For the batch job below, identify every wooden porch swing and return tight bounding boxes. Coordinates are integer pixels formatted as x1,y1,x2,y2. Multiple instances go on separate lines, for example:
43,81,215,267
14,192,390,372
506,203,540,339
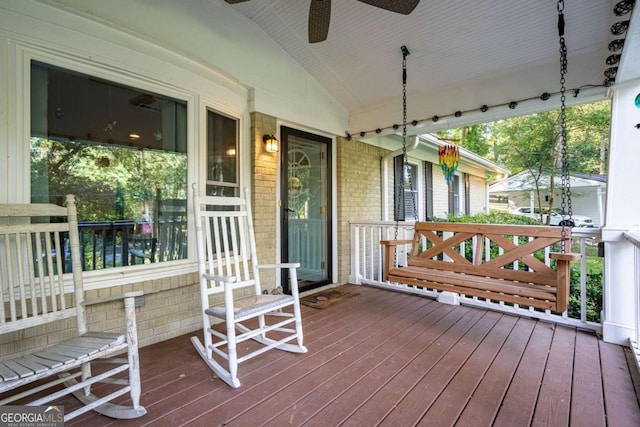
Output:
381,2,580,313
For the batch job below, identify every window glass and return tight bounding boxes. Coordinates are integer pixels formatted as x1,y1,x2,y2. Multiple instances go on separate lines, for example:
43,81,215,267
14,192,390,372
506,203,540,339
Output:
448,175,460,216
393,155,418,221
30,61,188,270
206,109,238,197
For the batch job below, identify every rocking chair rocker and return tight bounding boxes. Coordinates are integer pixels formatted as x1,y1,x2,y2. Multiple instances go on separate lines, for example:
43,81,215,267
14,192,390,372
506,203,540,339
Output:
190,185,307,388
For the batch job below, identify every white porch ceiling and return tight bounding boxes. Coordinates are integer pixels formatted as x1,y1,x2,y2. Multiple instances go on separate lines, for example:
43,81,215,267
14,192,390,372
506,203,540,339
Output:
222,0,638,134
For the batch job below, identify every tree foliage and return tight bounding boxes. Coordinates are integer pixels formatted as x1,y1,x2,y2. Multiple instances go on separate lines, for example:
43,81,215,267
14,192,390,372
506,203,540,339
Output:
438,101,610,222
31,138,187,222
492,101,610,176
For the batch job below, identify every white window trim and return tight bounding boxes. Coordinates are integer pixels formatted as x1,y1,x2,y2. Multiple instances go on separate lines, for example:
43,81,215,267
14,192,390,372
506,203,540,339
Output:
402,158,423,222
8,41,247,291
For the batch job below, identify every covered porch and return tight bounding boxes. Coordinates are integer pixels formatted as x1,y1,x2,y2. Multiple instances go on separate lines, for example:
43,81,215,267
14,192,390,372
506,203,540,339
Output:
62,284,639,426
1,1,640,424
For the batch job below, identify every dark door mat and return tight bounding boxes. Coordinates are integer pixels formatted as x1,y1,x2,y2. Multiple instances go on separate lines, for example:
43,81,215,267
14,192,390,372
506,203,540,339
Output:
300,288,359,309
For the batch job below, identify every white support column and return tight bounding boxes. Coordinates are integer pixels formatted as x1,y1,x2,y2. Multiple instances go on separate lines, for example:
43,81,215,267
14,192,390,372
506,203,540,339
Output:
601,83,640,344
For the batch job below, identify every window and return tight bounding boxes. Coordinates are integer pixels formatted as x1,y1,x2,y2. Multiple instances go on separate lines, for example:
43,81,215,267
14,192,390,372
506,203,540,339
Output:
30,61,188,270
394,155,419,221
206,109,238,197
448,175,460,216
424,162,434,219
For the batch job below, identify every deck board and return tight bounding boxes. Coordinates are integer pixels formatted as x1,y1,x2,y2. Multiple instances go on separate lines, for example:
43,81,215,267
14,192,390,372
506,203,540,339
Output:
214,292,435,426
377,311,504,426
570,332,606,427
493,321,555,427
416,314,519,426
600,339,640,426
455,317,537,426
234,294,440,426
140,287,415,427
532,325,575,427
264,303,459,426
322,308,483,426
48,284,639,427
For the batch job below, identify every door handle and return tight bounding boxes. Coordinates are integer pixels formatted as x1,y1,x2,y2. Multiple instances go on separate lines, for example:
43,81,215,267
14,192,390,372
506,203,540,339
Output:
285,208,295,213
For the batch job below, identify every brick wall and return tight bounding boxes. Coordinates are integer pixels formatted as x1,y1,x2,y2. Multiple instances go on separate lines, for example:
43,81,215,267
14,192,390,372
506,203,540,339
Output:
250,112,279,289
336,137,387,284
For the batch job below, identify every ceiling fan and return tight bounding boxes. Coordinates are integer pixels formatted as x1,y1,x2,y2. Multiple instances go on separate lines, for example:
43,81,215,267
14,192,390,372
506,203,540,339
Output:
225,0,420,43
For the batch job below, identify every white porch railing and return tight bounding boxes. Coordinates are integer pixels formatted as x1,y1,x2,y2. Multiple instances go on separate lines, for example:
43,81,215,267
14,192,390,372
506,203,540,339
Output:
623,230,640,373
349,220,603,332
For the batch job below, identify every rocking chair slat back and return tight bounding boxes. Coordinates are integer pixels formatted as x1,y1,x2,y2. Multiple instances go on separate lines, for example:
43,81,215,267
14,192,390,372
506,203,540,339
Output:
201,208,256,294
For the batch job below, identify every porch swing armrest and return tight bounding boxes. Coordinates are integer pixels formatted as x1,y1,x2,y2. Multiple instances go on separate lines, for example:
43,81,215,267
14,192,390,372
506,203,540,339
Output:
257,263,301,270
381,240,414,282
549,252,581,262
549,252,580,313
380,239,413,246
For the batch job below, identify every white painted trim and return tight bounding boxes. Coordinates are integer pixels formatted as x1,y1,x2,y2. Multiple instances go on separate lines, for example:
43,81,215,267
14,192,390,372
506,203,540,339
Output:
603,320,636,345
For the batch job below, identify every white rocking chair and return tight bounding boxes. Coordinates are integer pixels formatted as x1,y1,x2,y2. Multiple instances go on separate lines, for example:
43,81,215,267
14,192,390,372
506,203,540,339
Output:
190,185,307,388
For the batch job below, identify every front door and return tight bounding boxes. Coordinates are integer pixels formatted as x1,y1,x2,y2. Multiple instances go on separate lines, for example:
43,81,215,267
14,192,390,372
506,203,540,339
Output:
280,126,332,293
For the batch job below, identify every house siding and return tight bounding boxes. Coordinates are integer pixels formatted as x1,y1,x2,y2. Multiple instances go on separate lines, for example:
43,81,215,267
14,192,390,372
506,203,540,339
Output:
469,175,487,214
432,170,450,218
250,112,279,289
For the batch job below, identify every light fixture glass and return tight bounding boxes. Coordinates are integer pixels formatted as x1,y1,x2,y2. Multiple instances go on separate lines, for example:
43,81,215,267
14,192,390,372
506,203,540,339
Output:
263,134,279,153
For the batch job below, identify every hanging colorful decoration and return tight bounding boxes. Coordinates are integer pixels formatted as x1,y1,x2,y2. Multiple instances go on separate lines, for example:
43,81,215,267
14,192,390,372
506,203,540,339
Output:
438,145,460,185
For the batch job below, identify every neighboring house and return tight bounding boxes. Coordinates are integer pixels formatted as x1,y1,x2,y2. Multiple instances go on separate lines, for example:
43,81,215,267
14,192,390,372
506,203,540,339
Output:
380,134,508,221
488,170,607,227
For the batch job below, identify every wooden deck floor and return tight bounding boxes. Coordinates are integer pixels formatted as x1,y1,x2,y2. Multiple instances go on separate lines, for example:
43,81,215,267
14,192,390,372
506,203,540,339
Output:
65,284,639,426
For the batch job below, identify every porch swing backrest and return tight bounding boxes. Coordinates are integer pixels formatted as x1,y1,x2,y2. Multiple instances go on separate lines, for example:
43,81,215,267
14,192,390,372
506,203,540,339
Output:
382,222,580,312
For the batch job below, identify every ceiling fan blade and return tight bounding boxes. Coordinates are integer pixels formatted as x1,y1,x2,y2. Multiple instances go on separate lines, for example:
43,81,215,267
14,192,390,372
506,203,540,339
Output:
356,0,420,15
308,0,331,43
224,0,251,4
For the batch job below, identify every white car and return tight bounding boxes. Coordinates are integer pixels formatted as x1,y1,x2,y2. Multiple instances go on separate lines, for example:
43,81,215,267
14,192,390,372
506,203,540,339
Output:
511,207,594,227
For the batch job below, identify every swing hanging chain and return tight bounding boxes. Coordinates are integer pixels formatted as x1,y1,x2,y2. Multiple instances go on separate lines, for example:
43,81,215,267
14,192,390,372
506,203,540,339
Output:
403,51,418,225
394,47,413,241
558,0,571,253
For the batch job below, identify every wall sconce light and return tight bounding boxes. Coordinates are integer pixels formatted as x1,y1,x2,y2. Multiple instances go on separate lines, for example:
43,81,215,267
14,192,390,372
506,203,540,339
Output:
225,146,236,157
263,134,279,153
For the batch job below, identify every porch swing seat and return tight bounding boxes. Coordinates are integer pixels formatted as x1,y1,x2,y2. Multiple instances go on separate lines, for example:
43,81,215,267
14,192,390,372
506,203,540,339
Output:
382,222,580,312
190,186,307,388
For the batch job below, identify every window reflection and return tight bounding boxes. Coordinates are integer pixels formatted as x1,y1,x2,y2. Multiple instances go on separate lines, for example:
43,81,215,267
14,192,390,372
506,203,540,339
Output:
206,109,238,197
30,61,188,269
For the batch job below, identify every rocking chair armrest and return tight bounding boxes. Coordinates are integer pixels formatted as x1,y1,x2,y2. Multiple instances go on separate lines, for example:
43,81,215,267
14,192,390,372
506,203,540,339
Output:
82,291,144,306
380,239,413,246
203,273,237,283
257,263,301,269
